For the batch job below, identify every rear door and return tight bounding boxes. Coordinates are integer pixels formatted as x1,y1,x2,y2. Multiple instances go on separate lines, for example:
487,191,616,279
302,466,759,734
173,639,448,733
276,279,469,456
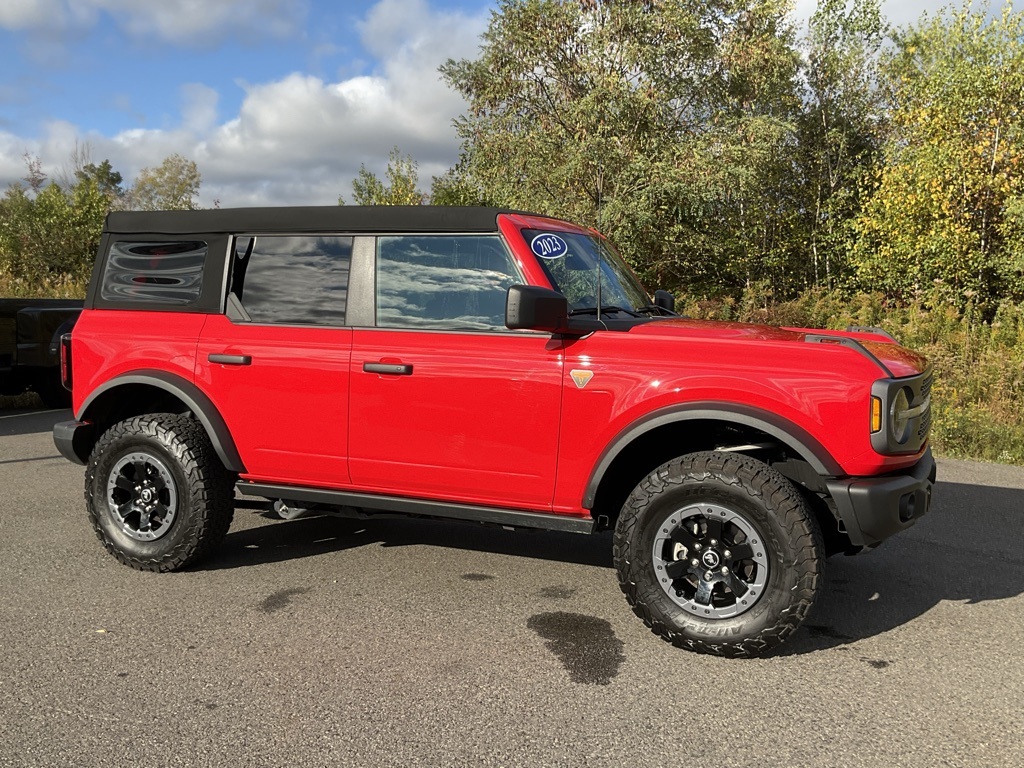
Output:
348,234,563,510
196,234,353,486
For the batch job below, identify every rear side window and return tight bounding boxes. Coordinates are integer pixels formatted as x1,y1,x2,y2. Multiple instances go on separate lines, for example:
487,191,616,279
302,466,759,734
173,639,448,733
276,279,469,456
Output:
376,235,520,331
100,240,207,305
232,235,352,326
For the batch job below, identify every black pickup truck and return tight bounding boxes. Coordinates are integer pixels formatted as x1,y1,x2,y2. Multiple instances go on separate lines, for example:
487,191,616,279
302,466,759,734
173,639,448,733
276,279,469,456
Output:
0,299,82,408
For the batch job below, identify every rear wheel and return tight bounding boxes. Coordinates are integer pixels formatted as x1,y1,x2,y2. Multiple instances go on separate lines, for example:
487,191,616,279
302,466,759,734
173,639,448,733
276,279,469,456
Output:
85,414,235,572
614,451,822,657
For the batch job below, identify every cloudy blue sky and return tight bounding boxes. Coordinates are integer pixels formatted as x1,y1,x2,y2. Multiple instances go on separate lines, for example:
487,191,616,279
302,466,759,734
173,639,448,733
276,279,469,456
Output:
0,0,973,207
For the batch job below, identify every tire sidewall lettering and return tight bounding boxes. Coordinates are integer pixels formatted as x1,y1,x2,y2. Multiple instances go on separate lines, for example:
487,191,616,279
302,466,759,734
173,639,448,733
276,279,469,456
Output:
83,413,233,572
614,451,822,655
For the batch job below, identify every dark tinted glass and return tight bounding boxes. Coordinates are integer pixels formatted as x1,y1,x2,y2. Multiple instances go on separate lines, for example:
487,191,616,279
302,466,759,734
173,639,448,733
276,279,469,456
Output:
100,240,206,305
235,235,352,326
376,235,519,331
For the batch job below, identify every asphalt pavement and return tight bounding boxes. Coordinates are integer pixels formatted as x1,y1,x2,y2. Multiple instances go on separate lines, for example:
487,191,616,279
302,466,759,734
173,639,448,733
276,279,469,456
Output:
1,404,1022,767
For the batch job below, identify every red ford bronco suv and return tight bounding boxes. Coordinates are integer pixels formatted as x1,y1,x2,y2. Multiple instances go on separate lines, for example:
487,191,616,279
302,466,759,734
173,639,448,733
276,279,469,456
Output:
54,206,935,656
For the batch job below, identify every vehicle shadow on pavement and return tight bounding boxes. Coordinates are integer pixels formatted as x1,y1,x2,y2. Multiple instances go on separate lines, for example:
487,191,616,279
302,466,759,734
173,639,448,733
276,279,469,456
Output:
0,404,71,439
205,503,614,572
218,478,1024,657
779,478,1024,655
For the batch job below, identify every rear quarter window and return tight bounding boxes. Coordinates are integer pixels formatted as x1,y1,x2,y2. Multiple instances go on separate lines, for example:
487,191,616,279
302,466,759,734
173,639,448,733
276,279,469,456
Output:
100,240,207,305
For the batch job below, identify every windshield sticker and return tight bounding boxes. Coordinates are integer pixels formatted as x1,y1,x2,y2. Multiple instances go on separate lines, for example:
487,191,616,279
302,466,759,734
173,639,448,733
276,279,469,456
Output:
530,233,569,260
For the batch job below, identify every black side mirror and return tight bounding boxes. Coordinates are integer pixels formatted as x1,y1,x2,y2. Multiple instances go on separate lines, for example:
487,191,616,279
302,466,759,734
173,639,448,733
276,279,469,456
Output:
654,290,675,313
506,285,570,333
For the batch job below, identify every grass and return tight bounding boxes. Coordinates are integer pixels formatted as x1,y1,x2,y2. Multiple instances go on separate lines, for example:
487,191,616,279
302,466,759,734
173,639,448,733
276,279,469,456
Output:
0,271,87,299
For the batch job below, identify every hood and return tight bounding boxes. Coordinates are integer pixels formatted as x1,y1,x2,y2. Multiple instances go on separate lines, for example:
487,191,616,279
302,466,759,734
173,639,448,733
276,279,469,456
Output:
632,317,808,342
630,318,928,378
857,339,929,378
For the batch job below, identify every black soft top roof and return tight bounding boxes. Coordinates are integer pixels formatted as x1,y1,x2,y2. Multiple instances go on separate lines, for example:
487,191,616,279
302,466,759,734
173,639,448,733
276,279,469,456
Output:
103,206,544,235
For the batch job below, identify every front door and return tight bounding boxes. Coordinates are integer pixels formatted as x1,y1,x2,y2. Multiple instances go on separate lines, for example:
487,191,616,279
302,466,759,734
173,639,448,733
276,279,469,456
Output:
348,234,563,510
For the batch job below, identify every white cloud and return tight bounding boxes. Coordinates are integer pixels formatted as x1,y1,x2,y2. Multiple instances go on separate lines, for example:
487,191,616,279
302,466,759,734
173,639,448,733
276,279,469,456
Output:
0,0,489,207
180,84,220,135
0,0,306,44
97,0,306,45
0,134,32,182
194,0,487,204
0,0,65,30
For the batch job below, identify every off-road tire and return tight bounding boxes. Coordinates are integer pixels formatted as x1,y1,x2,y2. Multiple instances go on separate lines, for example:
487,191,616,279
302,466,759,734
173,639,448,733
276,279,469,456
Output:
614,451,823,658
85,413,236,572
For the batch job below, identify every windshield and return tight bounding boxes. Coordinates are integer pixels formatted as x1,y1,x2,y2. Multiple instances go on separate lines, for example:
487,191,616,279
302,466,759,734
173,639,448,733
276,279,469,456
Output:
523,229,650,313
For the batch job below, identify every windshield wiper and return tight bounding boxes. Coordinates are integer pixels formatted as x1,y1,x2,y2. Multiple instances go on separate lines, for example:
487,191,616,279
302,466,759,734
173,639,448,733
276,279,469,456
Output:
569,305,643,318
636,304,677,317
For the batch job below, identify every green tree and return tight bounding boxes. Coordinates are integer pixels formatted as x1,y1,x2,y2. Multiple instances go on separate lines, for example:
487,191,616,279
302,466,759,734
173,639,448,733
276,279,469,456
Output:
341,148,424,205
76,159,124,201
21,153,46,193
0,175,108,289
851,1,1024,306
129,154,202,211
794,0,887,288
440,0,802,295
428,165,492,207
1001,193,1024,290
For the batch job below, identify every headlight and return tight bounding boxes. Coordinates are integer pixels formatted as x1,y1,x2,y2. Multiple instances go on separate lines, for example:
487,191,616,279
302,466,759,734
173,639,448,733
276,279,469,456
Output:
870,372,932,455
890,387,912,445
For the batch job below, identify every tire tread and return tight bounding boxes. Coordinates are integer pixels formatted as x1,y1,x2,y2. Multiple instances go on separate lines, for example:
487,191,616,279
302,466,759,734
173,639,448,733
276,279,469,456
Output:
613,451,823,658
84,413,235,572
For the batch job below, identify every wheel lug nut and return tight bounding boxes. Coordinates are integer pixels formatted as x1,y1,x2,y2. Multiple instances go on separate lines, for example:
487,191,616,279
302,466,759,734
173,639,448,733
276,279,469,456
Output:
704,571,713,581
709,539,718,546
690,558,699,567
723,550,731,558
721,566,729,575
694,543,702,550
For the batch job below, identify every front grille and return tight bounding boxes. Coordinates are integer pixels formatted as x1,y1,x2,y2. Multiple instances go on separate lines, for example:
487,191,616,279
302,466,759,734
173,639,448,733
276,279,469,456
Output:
911,369,933,447
918,407,932,441
920,372,933,401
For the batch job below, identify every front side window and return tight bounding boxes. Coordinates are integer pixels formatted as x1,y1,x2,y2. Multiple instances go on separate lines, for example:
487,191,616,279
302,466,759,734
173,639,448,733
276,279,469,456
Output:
232,235,352,326
100,240,207,305
376,235,520,331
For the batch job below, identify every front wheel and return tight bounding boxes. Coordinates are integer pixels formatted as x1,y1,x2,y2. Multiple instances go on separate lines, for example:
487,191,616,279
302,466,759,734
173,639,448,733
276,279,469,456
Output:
85,414,235,572
613,451,822,657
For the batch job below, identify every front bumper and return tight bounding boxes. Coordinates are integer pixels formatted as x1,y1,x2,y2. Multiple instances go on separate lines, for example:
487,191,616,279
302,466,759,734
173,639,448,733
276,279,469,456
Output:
826,448,936,549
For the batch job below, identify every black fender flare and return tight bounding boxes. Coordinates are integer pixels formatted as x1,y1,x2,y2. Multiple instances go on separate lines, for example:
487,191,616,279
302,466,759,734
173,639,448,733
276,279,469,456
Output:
582,401,843,508
78,370,245,473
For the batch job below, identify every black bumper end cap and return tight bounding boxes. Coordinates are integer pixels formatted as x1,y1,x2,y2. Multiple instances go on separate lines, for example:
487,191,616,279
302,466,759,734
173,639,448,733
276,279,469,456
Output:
53,420,94,465
827,448,937,549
